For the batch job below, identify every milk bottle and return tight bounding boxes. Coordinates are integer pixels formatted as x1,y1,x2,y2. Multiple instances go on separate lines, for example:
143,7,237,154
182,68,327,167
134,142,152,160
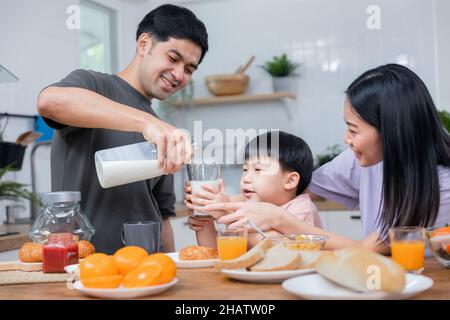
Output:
95,142,163,188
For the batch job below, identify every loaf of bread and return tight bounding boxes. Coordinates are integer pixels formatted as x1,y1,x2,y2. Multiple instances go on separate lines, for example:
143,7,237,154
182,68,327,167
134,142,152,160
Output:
179,245,218,260
314,247,406,293
18,240,96,262
250,243,302,271
215,239,273,269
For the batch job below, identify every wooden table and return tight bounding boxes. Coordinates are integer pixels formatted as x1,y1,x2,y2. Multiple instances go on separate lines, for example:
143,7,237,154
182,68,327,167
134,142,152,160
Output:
0,259,448,300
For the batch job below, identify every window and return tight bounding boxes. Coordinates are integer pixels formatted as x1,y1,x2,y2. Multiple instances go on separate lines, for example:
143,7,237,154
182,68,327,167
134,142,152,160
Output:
80,0,117,73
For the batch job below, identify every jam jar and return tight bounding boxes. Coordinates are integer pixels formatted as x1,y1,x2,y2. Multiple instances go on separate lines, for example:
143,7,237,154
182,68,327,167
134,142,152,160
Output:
42,233,79,273
29,191,95,243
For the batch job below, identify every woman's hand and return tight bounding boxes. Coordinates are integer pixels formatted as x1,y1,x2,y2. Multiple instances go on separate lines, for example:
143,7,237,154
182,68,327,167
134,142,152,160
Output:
203,201,284,232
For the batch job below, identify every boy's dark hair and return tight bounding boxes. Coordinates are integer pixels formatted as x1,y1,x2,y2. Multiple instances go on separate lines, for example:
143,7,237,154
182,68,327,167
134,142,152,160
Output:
244,131,314,196
136,4,208,64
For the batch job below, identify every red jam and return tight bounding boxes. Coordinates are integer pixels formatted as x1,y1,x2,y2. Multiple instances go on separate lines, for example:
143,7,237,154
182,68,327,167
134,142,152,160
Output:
42,233,79,273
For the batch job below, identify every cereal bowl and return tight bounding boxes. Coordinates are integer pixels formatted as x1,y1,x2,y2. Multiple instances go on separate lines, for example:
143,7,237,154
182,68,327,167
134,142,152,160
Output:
425,225,450,268
270,234,328,251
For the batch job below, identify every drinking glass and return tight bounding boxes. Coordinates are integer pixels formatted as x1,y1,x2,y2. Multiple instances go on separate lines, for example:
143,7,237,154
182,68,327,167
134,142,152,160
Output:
187,163,221,217
389,226,425,273
216,228,248,260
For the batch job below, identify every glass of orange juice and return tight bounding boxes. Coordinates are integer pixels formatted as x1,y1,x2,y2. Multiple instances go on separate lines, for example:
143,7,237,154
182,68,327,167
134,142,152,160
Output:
217,228,248,260
389,226,425,273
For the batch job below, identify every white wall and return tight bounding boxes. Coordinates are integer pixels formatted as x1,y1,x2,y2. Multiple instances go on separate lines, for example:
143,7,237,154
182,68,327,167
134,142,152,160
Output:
158,0,441,156
434,0,450,111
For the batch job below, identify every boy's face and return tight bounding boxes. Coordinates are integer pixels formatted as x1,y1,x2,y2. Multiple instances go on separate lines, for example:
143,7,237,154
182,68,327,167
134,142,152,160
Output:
137,35,201,100
240,156,295,205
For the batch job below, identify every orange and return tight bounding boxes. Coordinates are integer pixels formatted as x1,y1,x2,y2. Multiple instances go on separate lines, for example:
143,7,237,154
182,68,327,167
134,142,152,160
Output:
138,253,176,284
122,265,162,288
434,226,450,236
80,253,119,280
113,246,149,275
82,275,123,289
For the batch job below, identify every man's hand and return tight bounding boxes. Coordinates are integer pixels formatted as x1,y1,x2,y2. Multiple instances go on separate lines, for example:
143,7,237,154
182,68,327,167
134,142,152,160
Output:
142,119,192,174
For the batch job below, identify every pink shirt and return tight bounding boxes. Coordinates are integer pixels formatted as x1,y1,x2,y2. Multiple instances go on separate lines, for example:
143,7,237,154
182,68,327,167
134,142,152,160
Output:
281,194,323,228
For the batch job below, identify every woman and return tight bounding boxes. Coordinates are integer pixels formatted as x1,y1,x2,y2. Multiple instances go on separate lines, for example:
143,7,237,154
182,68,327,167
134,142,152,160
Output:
196,64,450,253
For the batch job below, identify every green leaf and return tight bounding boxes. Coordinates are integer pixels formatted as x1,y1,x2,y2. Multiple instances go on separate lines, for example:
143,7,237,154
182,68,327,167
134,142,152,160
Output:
259,53,300,77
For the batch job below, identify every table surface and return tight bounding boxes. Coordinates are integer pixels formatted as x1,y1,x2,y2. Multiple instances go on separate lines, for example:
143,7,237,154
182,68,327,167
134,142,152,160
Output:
0,259,448,300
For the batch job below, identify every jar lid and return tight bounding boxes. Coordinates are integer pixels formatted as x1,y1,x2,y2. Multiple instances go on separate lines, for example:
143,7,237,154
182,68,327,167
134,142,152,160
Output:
40,191,81,203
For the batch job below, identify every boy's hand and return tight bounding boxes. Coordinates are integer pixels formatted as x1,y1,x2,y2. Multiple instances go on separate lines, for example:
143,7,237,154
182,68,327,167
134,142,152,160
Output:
191,179,230,205
187,211,214,231
190,179,230,217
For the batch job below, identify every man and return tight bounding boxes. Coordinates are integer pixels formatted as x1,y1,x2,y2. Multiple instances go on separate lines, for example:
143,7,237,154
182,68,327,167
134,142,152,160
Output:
37,4,208,254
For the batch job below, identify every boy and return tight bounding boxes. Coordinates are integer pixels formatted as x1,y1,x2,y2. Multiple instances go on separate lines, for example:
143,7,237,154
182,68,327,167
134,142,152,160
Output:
185,131,322,248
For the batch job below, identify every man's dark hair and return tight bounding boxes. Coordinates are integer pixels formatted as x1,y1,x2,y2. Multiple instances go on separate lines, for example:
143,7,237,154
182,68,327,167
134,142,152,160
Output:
244,131,314,196
136,4,208,64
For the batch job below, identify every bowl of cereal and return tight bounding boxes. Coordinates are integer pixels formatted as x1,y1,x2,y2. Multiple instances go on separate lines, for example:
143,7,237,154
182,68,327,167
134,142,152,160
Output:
270,234,328,251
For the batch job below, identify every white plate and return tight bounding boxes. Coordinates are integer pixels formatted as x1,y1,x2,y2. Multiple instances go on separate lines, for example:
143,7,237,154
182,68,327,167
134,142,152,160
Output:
73,278,178,299
64,264,79,274
165,252,217,269
282,273,433,300
222,268,315,283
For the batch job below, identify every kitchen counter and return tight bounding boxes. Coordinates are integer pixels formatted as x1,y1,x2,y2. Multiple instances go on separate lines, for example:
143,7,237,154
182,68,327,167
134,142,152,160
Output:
0,259,448,300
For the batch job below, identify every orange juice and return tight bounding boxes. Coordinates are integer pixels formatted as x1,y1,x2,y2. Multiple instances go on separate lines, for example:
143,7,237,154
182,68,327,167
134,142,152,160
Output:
217,236,247,260
391,240,425,271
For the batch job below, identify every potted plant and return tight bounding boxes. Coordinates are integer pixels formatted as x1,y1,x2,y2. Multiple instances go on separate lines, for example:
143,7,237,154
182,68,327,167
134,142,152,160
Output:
0,165,37,203
314,144,342,169
438,110,450,133
260,53,300,93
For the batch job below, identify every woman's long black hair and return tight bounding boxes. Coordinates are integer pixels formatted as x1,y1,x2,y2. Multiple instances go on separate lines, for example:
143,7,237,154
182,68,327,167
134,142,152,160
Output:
346,64,450,239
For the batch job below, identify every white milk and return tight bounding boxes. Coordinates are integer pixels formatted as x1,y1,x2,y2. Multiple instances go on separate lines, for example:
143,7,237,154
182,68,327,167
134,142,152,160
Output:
190,179,219,217
96,159,162,188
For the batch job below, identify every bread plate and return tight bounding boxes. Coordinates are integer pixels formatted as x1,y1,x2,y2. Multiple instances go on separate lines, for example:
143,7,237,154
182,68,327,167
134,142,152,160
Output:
165,252,217,269
282,273,433,300
222,268,315,283
72,278,178,299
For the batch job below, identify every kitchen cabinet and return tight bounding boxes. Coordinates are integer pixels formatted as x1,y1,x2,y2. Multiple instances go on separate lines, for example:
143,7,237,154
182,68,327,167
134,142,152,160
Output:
319,210,362,240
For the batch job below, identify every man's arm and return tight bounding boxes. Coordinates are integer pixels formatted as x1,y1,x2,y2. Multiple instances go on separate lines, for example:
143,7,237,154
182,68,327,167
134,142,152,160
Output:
37,86,191,172
161,217,175,252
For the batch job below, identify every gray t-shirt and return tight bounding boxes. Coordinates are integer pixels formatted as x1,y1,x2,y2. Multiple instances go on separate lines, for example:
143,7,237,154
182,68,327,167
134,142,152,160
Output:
43,69,176,254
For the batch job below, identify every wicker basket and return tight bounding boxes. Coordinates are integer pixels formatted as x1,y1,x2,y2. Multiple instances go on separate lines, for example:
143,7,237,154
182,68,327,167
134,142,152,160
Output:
204,73,249,96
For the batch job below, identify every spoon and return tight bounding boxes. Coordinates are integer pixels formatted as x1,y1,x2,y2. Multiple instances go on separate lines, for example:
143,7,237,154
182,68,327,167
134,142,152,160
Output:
247,219,269,239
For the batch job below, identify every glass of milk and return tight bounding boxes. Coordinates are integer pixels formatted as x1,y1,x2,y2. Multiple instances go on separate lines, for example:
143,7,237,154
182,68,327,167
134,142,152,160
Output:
187,163,221,217
95,142,163,188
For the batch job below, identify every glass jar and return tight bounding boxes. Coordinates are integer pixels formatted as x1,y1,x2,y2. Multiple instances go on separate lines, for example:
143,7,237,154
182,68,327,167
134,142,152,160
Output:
29,191,95,243
43,232,79,273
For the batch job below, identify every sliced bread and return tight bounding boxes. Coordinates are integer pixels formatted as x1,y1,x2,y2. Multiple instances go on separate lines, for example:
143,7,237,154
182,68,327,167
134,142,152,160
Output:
314,247,406,293
215,239,273,270
297,250,323,269
250,243,302,271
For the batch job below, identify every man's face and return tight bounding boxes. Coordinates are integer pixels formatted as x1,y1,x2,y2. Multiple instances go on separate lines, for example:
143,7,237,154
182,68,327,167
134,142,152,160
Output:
138,36,202,100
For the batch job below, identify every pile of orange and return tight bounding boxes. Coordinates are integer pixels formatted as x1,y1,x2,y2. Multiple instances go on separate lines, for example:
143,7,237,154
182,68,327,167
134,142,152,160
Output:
79,246,176,289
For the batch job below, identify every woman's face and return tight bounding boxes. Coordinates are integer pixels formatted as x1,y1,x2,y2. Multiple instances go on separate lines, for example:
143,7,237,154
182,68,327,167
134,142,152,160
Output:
343,99,383,166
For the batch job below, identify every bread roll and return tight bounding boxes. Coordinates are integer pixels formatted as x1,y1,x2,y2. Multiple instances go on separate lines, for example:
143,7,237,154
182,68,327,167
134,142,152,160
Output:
215,239,273,269
250,243,301,271
19,242,44,263
314,247,406,293
179,245,218,260
78,240,96,258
